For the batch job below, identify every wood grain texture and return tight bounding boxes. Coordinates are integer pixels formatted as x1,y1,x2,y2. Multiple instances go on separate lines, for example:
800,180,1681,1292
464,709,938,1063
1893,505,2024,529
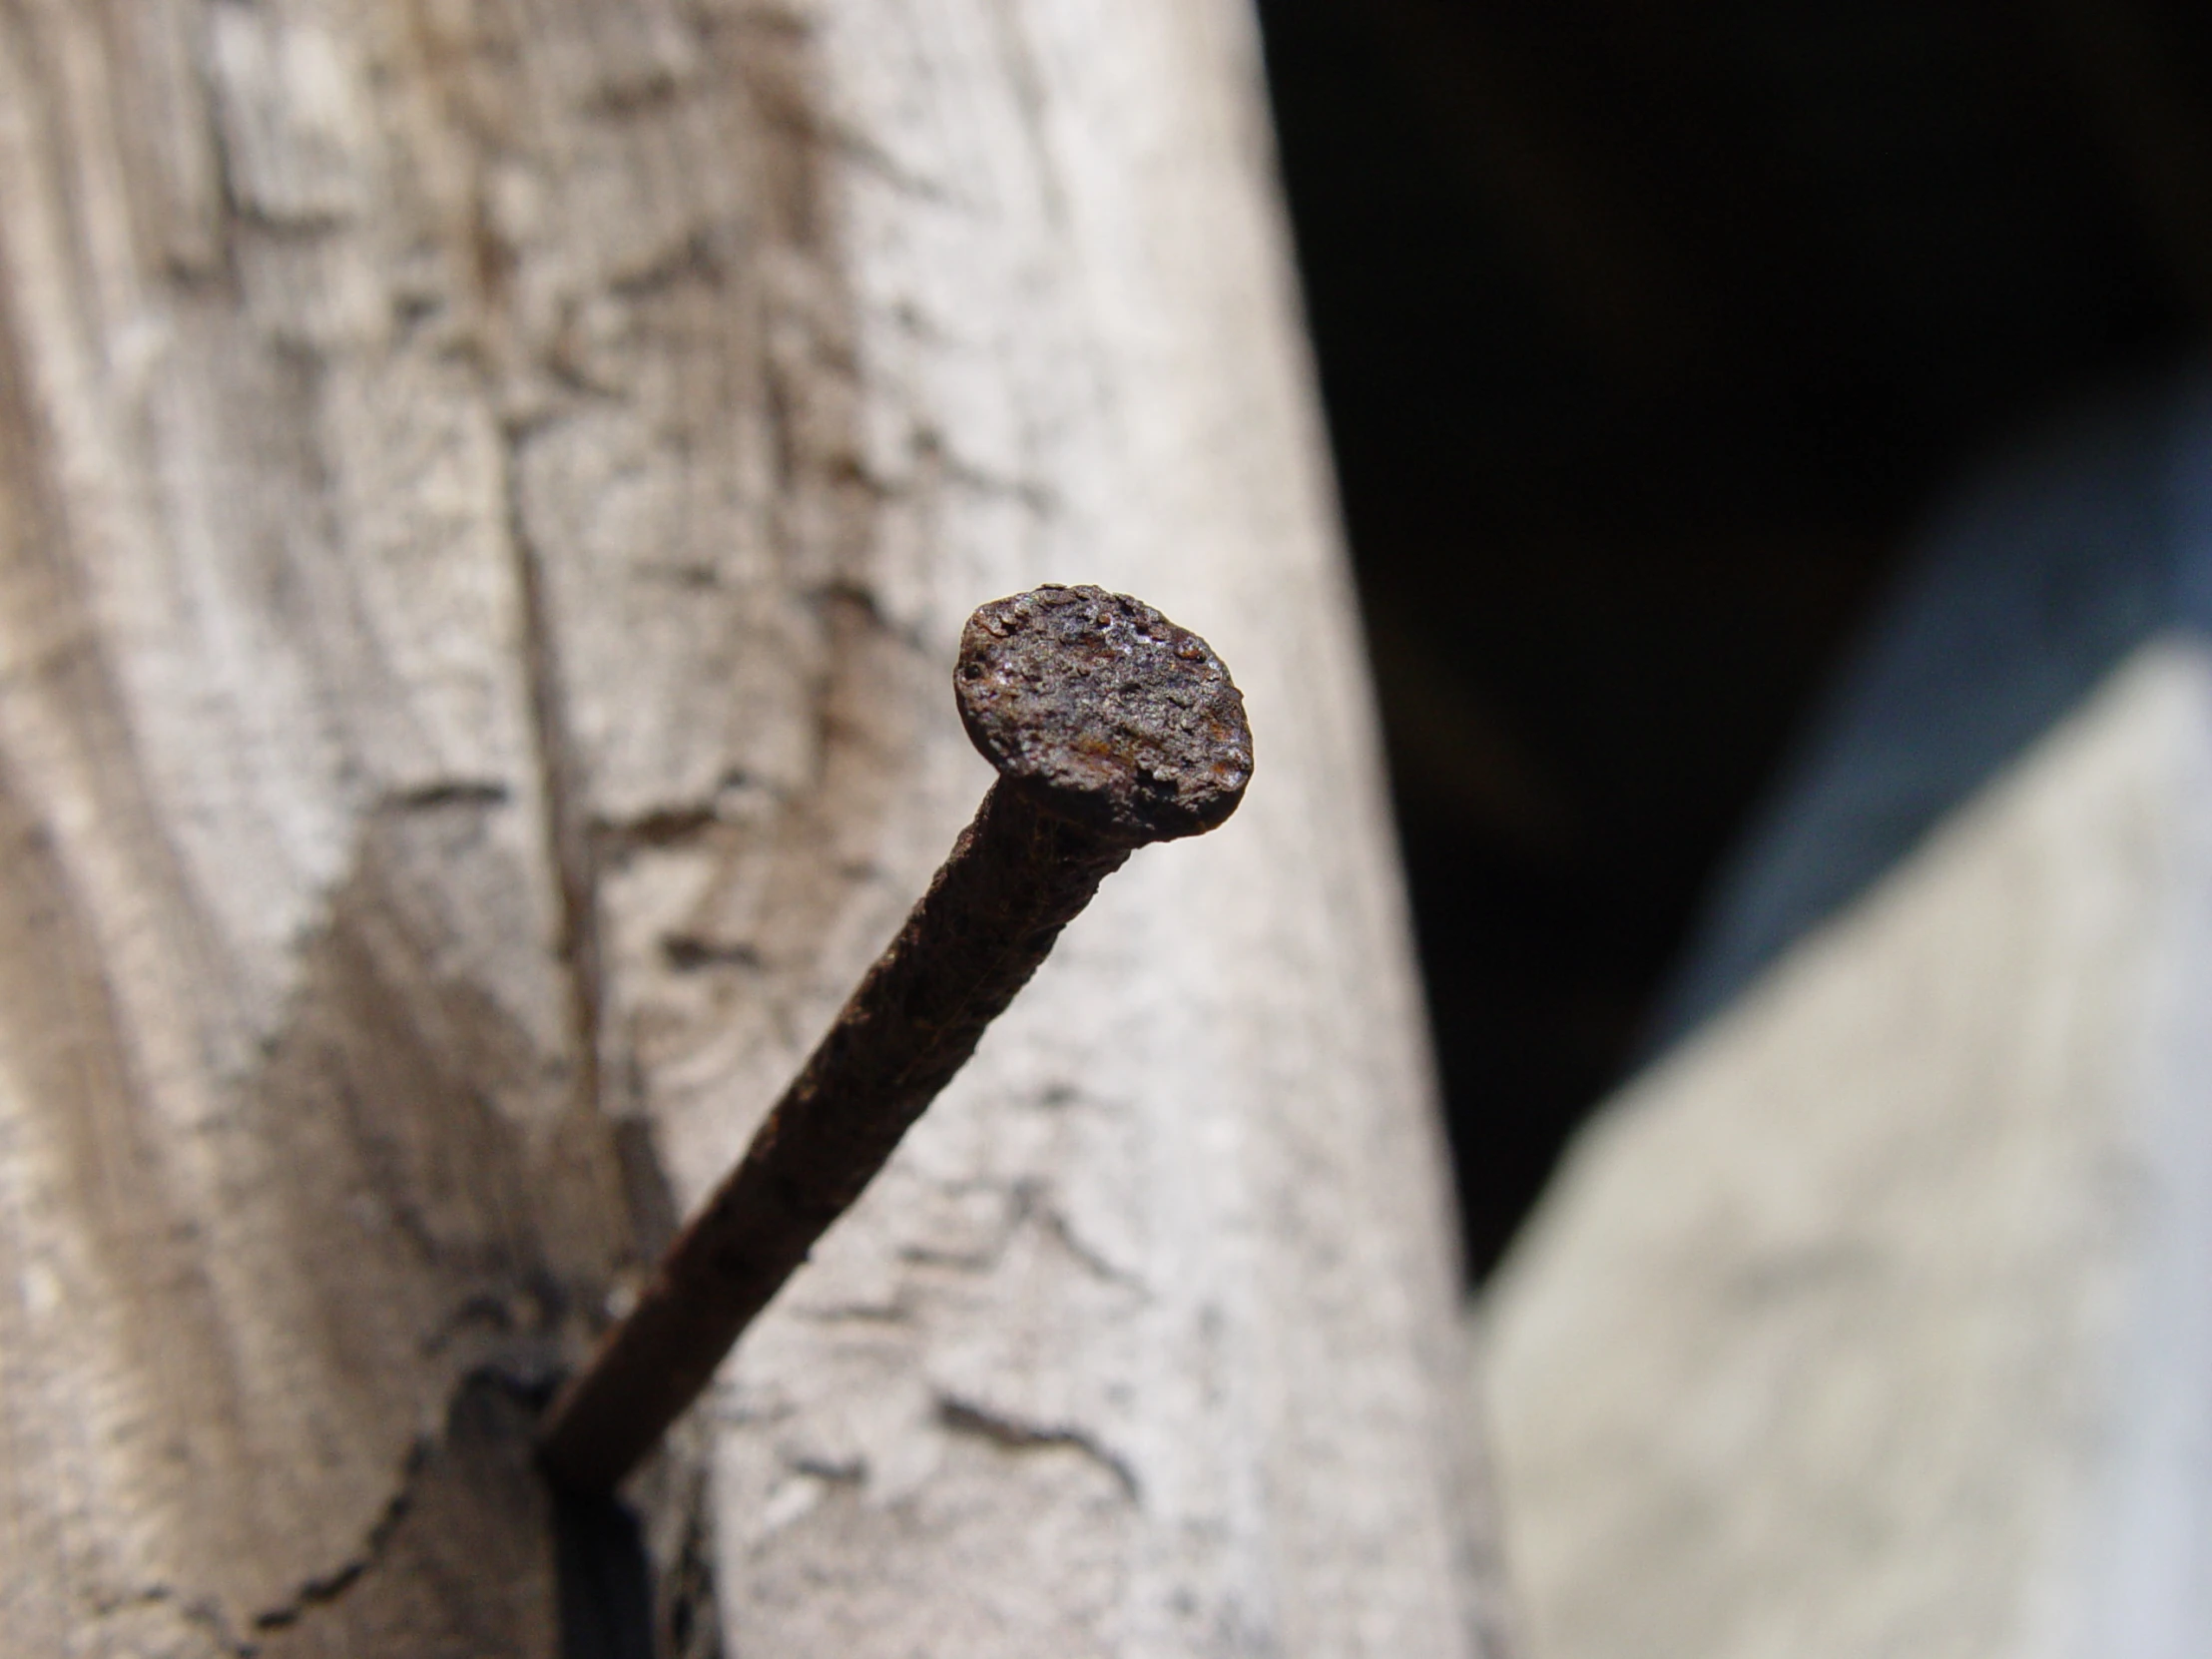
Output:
0,0,1505,1652
1484,642,2212,1659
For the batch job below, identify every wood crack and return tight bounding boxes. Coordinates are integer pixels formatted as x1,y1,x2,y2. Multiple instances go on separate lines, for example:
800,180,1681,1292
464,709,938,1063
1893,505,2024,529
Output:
936,1395,1141,1503
505,428,609,1125
247,1438,430,1637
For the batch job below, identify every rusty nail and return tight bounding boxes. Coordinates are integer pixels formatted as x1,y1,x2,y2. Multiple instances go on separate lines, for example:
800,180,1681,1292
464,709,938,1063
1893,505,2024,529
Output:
537,583,1254,1492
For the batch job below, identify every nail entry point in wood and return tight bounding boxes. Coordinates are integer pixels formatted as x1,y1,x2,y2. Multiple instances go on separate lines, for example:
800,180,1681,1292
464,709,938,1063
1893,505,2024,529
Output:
537,584,1252,1494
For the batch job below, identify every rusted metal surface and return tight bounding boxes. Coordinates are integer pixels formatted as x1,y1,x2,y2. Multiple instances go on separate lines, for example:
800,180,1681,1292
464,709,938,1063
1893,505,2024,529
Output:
537,585,1253,1493
958,584,1255,842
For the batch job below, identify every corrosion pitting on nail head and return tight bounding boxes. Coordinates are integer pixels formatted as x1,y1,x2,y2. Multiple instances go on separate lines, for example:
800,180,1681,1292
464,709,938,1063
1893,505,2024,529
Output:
958,584,1253,843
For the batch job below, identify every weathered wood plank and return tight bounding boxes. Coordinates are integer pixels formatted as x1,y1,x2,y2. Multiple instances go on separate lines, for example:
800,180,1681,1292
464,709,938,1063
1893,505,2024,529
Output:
0,0,1502,1652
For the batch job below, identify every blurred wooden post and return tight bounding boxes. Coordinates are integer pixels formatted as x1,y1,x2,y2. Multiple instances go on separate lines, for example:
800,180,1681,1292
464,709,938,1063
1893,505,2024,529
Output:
0,1,1508,1652
1486,642,2212,1659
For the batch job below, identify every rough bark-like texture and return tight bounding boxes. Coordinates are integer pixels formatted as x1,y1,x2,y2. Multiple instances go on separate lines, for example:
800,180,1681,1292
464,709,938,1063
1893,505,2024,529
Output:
0,1,1502,1653
1484,641,2212,1659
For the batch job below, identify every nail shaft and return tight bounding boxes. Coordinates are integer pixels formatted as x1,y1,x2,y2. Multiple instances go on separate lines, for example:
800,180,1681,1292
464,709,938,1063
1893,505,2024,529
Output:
538,584,1252,1492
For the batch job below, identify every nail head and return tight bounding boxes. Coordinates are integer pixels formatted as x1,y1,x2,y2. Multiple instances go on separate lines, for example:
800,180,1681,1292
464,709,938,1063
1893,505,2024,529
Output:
955,584,1254,844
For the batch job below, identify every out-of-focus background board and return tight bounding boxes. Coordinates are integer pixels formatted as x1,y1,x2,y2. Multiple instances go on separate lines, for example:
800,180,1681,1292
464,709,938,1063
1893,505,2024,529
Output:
1485,642,2212,1659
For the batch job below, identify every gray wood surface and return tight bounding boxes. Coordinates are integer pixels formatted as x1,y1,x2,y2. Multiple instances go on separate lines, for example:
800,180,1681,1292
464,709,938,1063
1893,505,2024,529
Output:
1486,642,2212,1659
0,1,1505,1652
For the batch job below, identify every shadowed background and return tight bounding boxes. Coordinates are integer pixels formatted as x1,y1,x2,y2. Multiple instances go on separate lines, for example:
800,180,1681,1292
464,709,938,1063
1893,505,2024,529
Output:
1253,0,2212,1276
